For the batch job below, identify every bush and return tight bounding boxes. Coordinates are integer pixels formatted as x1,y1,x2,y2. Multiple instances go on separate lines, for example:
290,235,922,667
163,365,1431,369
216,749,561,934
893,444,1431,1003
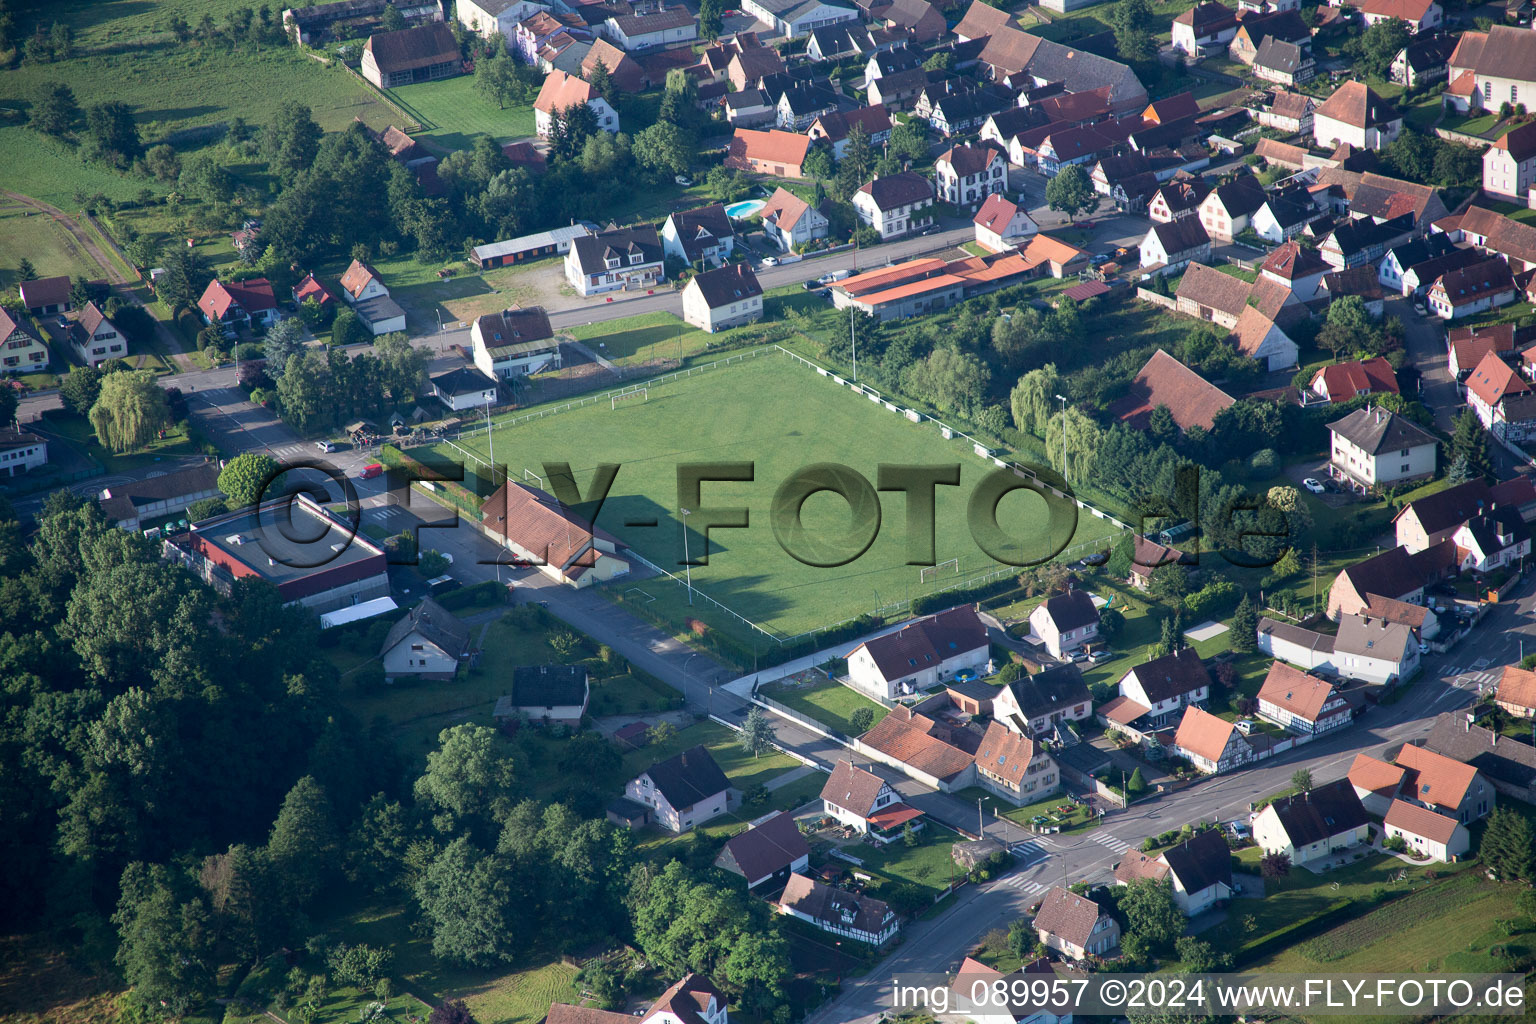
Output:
1248,448,1280,478
437,580,505,611
1384,834,1407,853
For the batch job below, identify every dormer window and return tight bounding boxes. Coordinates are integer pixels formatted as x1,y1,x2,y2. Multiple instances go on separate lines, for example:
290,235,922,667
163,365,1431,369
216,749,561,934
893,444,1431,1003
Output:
629,253,643,265
605,257,620,269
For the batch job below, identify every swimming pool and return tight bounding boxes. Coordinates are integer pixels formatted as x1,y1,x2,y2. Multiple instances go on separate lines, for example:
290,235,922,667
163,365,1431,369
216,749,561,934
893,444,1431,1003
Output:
725,199,767,219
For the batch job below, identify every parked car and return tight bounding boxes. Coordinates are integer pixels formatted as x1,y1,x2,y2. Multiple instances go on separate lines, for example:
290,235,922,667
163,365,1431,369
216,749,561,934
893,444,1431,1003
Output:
55,316,70,330
674,175,693,186
426,574,461,595
315,440,337,453
802,278,819,290
359,463,384,480
762,256,779,266
1226,820,1250,839
1087,649,1113,664
1302,477,1326,494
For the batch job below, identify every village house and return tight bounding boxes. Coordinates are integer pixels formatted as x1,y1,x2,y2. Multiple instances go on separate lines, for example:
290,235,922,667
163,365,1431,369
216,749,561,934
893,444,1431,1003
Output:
1139,217,1212,274
337,259,406,335
1253,780,1370,865
361,22,460,88
197,278,280,337
494,666,589,727
456,0,544,41
1115,828,1233,915
1466,350,1536,442
1251,188,1323,245
775,80,840,132
1198,174,1267,242
725,128,811,178
1171,1,1238,55
779,873,899,946
1253,36,1315,85
1428,259,1518,320
0,429,47,476
379,598,471,682
1256,661,1352,735
820,759,924,836
714,811,810,889
1126,535,1194,590
1310,357,1399,403
1379,234,1457,293
66,301,124,367
682,263,763,334
1327,542,1454,619
1108,348,1235,433
1320,214,1417,270
1384,799,1469,862
426,356,499,409
1148,178,1212,223
1027,590,1100,660
1451,507,1528,572
1229,10,1310,65
624,745,730,832
546,974,728,1024
972,193,1039,251
1358,0,1441,31
852,172,936,241
845,605,989,700
479,480,630,588
991,664,1094,736
564,224,664,297
1334,612,1419,685
599,5,697,51
1257,617,1336,672
856,705,978,788
534,69,619,139
662,204,735,267
1174,262,1252,329
1032,886,1120,959
98,462,220,530
934,143,1007,208
1484,122,1536,204
286,0,445,42
292,273,336,310
807,105,893,160
1391,32,1456,87
1493,665,1536,719
1173,706,1253,774
1349,751,1408,815
1425,712,1536,803
973,719,1061,805
1394,742,1494,822
1257,89,1315,134
1326,405,1438,494
470,306,558,379
1313,81,1402,150
1116,648,1212,729
759,186,829,251
17,275,70,316
1233,304,1300,372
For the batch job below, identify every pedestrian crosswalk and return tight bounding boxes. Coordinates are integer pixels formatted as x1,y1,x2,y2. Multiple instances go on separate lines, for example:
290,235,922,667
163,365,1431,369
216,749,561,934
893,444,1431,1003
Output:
1090,831,1132,854
1001,876,1047,894
270,442,317,462
1443,663,1501,692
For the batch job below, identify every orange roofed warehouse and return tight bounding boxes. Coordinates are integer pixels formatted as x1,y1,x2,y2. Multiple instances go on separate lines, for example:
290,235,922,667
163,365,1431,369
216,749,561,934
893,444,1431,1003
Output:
830,234,1086,320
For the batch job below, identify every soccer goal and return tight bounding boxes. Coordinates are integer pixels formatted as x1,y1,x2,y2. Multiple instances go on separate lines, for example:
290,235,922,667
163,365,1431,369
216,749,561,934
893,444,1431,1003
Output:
919,557,960,583
611,387,649,410
522,467,544,488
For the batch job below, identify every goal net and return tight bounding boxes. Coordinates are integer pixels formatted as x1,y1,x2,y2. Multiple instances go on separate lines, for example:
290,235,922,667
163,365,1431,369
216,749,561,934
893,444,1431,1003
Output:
522,467,544,489
919,557,960,583
611,387,649,410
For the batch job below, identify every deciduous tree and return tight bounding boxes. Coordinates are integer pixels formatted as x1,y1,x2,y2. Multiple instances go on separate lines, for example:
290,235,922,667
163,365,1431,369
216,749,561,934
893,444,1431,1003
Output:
218,452,282,509
88,370,169,451
1045,164,1094,222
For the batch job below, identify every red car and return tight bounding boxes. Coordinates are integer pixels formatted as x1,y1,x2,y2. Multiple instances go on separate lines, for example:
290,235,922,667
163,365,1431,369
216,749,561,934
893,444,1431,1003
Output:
359,463,384,480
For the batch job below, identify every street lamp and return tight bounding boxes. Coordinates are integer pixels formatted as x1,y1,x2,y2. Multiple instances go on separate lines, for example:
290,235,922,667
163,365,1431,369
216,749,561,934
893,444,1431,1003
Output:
680,506,694,605
683,653,702,706
1053,393,1069,484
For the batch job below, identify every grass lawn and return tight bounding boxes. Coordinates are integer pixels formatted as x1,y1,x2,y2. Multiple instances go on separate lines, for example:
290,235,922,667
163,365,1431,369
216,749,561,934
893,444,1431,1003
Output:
955,787,1096,832
857,821,967,897
758,677,888,736
387,75,536,149
569,311,716,366
0,203,106,289
437,352,1120,638
35,410,201,475
324,901,581,1024
1217,265,1258,283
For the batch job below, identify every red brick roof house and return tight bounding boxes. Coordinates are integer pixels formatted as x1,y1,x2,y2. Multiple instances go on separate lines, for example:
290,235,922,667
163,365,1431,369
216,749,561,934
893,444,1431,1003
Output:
857,705,980,785
725,128,811,178
479,480,629,588
1428,258,1517,321
1173,706,1254,774
1348,751,1407,815
1465,349,1536,440
1309,357,1399,403
197,278,279,335
292,273,336,308
845,605,989,701
779,873,900,946
1393,742,1493,823
1108,349,1235,433
1494,664,1536,719
819,759,925,838
1256,661,1352,736
546,974,727,1024
1384,798,1469,862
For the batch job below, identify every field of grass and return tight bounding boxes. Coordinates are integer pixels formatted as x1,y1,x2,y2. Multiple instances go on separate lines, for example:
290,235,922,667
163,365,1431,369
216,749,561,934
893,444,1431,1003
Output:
0,202,106,288
387,75,536,149
34,410,202,474
569,311,717,366
759,677,888,736
439,353,1118,637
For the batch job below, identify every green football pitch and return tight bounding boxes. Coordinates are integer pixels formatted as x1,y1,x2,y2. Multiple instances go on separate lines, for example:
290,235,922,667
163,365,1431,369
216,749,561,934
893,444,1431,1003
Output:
444,351,1122,639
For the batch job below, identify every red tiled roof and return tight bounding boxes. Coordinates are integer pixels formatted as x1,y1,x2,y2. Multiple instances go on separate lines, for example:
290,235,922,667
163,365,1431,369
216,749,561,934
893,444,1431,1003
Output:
1173,706,1237,764
1465,350,1528,408
1109,349,1235,432
1257,661,1339,723
821,759,889,816
859,706,978,781
1497,664,1536,712
1384,798,1461,844
293,273,334,306
1349,752,1406,795
866,802,924,831
726,128,811,172
1312,357,1399,402
1394,743,1479,812
535,68,595,115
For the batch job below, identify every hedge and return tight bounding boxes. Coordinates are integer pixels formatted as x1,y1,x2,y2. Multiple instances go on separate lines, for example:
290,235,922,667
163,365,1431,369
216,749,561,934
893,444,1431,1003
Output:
438,580,506,611
912,575,1019,616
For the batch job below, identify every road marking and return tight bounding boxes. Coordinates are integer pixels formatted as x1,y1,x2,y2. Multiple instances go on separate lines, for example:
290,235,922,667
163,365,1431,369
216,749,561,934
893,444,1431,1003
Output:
1090,832,1132,853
